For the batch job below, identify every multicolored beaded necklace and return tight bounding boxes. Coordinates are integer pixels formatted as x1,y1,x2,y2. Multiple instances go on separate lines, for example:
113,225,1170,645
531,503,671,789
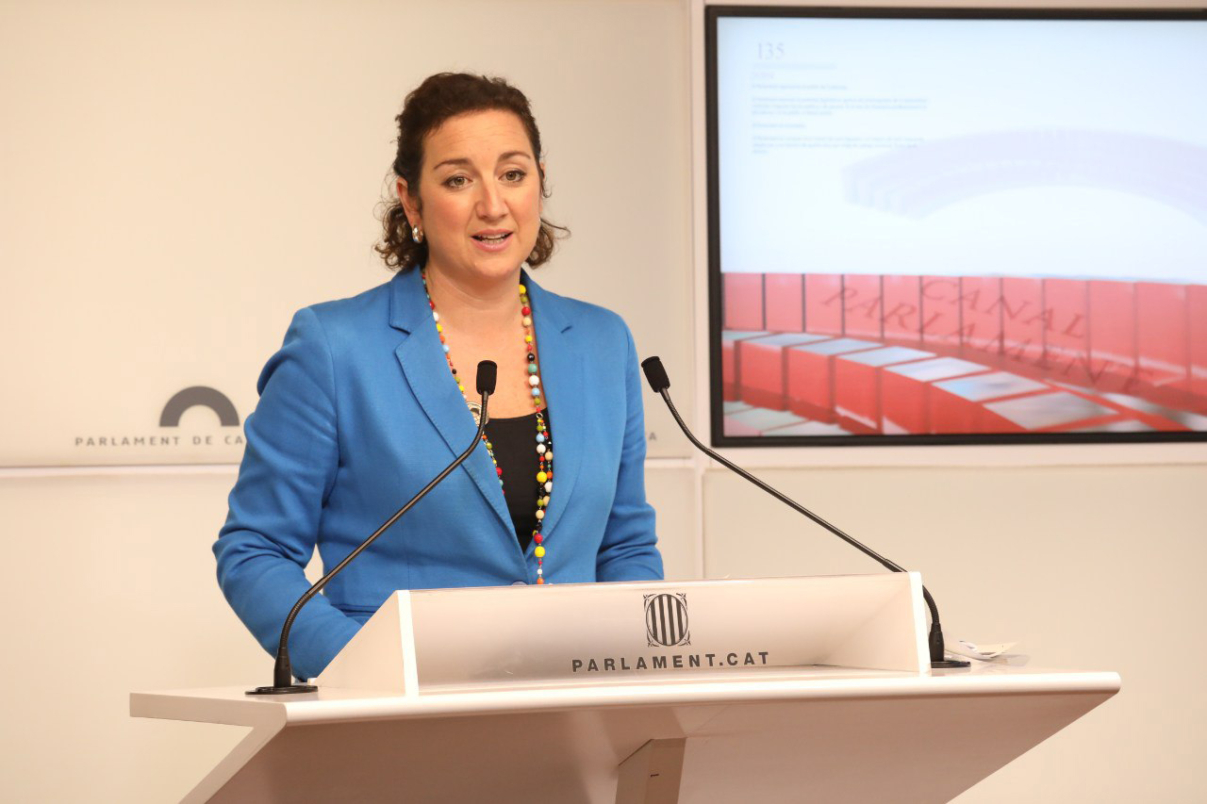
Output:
421,271,552,584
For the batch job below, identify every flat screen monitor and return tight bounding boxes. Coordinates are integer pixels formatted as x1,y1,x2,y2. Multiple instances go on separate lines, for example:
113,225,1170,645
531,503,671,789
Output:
706,6,1207,446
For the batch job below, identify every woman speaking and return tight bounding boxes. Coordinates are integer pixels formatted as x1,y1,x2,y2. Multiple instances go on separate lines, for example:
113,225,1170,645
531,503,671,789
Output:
213,73,663,680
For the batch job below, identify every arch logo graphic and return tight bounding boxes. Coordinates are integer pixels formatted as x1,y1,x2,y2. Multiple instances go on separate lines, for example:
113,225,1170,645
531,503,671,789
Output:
72,385,244,459
159,386,240,427
644,593,690,647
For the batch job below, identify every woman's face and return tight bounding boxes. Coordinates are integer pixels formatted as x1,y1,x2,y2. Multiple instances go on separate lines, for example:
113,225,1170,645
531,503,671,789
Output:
400,109,542,289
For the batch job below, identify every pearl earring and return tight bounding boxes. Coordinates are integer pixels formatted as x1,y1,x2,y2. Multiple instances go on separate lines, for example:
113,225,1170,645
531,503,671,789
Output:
411,225,424,244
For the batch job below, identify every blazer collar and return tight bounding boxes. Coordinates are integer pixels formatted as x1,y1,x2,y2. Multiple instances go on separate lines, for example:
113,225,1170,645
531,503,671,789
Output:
388,268,584,554
390,268,512,539
388,266,436,334
523,272,582,547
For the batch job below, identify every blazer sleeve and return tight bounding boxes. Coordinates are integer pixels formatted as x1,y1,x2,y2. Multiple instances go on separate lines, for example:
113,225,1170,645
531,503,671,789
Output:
213,307,360,680
595,322,665,582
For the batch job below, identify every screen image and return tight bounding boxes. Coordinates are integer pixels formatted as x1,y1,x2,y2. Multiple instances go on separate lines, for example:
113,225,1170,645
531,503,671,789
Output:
707,7,1207,446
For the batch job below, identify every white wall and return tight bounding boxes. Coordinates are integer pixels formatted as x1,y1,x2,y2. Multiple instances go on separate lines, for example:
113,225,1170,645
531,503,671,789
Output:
704,463,1207,802
1,1,1204,802
0,0,695,465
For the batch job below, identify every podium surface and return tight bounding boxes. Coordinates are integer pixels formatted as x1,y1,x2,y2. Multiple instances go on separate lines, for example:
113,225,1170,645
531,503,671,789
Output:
133,665,1119,803
133,577,1120,802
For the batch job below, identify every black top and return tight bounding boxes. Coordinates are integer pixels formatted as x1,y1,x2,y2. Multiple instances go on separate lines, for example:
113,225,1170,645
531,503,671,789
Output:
483,409,549,552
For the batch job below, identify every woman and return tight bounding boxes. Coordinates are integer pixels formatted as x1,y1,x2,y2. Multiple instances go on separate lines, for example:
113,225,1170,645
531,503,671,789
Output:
214,73,663,681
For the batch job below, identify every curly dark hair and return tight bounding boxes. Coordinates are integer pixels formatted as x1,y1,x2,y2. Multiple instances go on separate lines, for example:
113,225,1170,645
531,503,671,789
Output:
376,73,567,272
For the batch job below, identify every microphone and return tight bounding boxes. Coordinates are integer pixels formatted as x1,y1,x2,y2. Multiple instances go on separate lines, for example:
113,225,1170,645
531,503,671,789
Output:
639,356,968,669
249,360,499,694
476,360,497,395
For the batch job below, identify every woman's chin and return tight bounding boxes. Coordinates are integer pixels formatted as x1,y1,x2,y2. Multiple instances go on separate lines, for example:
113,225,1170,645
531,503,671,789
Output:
429,254,526,288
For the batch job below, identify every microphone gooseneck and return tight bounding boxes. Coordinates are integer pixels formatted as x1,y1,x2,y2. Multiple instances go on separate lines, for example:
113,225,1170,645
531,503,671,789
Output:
639,356,967,670
248,360,500,694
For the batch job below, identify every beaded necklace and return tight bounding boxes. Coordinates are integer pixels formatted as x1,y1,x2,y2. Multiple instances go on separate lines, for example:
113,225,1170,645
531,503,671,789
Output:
422,271,552,584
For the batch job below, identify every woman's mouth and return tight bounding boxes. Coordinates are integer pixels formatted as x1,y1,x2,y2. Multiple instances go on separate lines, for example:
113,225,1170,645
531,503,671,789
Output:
472,231,513,252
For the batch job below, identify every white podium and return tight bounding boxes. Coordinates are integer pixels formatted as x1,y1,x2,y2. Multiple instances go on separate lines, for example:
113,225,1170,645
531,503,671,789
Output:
132,575,1120,803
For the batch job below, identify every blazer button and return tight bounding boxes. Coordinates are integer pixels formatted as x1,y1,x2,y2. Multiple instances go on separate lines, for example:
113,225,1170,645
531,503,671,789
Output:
511,580,528,586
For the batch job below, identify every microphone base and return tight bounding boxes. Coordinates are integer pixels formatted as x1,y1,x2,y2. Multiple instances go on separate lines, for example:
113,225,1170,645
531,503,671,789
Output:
246,683,318,695
931,658,972,669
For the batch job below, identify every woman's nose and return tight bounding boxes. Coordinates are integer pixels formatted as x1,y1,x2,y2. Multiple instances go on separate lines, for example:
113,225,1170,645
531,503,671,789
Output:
477,181,507,219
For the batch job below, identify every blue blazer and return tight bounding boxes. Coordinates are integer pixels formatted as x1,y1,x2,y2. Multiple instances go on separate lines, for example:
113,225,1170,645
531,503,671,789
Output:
214,268,663,679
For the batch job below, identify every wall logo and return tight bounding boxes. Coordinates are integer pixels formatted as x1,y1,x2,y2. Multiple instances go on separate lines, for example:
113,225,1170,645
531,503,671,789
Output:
645,593,690,647
159,386,240,427
73,385,244,452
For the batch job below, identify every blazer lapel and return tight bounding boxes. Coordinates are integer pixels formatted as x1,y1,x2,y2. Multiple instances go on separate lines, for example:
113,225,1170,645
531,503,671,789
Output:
526,273,582,546
388,270,512,536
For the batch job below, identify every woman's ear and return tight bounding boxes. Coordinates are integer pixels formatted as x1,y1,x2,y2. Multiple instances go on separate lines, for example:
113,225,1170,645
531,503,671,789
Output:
398,178,421,229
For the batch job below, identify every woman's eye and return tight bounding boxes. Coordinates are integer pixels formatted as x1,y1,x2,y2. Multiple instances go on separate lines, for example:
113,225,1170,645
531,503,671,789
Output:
444,175,468,188
503,169,526,183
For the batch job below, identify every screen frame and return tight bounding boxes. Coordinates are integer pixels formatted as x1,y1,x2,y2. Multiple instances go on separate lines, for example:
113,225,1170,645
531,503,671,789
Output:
705,4,1207,449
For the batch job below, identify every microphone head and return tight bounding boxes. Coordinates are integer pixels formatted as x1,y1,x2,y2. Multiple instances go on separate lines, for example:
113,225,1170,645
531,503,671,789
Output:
640,357,671,393
476,361,498,395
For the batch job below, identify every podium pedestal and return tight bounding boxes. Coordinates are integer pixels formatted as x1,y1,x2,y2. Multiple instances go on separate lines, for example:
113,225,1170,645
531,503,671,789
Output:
132,576,1120,802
